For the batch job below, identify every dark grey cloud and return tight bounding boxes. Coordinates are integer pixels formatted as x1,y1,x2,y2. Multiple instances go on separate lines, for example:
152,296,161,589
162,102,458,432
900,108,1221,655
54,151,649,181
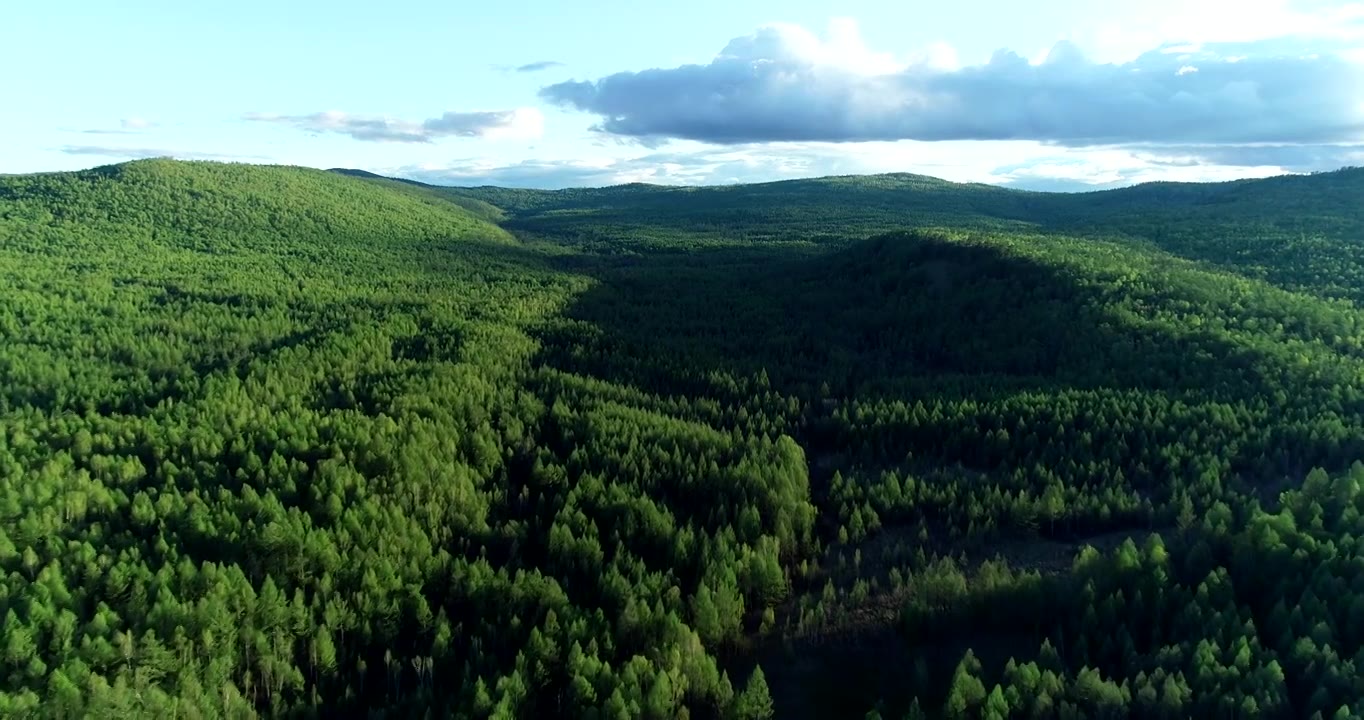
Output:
541,25,1364,147
60,145,269,161
516,61,565,73
244,108,542,142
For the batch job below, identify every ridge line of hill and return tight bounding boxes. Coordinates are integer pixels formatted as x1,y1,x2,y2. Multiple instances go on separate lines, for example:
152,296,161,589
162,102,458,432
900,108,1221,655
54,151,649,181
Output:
328,164,1364,197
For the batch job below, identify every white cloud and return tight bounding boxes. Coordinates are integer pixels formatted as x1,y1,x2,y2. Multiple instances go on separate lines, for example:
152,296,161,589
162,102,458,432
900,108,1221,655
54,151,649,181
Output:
991,151,1289,191
77,117,160,135
244,108,543,143
1134,142,1364,170
60,145,269,162
909,42,961,72
213,4,1363,194
542,19,1364,147
1087,0,1364,63
379,137,1336,193
720,17,903,75
1161,43,1205,55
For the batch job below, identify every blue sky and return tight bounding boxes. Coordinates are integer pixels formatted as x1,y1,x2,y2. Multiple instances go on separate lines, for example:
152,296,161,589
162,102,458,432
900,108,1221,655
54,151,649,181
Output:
5,0,1362,190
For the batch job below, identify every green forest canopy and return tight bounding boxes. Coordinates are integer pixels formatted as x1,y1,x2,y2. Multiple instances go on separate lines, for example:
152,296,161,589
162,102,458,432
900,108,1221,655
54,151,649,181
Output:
1,159,1363,718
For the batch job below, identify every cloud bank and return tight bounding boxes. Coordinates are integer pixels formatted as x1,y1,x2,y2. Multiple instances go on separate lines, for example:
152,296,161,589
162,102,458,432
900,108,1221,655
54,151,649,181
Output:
541,20,1364,149
395,149,798,188
386,138,1301,193
245,108,543,142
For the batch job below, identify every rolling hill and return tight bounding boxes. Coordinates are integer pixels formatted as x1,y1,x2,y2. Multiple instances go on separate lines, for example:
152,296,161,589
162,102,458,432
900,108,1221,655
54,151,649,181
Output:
443,166,1364,300
2,160,1363,718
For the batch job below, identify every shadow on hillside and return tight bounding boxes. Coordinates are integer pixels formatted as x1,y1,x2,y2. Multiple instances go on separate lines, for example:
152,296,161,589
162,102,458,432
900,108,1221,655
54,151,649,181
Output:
535,230,1283,411
525,230,1309,718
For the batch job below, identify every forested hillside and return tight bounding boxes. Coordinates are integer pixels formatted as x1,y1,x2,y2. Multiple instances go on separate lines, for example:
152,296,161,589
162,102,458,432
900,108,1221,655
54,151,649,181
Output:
2,160,1363,718
449,167,1364,300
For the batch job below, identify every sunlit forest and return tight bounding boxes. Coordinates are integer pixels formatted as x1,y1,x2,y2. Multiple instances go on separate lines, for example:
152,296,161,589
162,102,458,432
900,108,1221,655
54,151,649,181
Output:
3,158,1364,718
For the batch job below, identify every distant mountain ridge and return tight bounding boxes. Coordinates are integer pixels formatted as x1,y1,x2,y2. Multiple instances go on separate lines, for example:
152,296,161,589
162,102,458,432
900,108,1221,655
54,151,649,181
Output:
329,164,1364,198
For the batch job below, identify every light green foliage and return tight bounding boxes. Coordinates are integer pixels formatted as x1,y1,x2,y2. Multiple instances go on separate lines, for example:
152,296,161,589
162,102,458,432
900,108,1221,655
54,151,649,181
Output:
1,160,1362,717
